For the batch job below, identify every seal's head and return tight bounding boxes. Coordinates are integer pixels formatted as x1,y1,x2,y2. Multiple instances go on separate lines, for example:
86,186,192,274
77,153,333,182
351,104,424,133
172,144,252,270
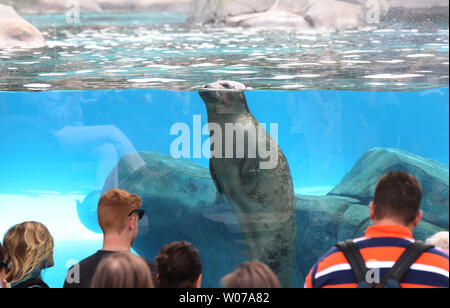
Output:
199,81,248,114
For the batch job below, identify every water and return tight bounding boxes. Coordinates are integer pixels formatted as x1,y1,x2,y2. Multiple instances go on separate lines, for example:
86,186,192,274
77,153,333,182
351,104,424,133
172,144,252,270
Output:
0,13,448,92
0,12,449,288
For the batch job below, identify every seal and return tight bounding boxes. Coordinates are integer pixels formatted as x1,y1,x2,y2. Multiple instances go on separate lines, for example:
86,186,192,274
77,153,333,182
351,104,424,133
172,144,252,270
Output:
199,81,296,287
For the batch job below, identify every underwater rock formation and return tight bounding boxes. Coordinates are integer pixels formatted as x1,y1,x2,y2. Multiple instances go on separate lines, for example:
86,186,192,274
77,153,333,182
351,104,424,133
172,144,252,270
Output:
78,148,448,287
329,147,449,229
0,4,46,49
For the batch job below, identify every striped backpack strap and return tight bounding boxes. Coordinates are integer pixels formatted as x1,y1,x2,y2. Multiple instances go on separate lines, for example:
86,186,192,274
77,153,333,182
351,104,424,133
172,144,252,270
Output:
381,241,434,285
335,240,369,285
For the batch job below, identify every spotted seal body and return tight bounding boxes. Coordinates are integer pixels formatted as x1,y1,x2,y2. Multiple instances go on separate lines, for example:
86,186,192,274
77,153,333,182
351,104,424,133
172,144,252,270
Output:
199,81,296,287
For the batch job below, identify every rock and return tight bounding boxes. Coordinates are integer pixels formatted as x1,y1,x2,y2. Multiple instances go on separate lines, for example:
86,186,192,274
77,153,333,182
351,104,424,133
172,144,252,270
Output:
385,0,449,23
329,147,449,229
302,0,363,30
0,5,46,49
188,0,275,24
76,148,448,287
226,9,311,29
189,0,369,31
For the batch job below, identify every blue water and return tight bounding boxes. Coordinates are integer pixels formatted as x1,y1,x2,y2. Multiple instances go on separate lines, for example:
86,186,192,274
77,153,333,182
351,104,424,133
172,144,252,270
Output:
0,87,448,287
1,13,448,92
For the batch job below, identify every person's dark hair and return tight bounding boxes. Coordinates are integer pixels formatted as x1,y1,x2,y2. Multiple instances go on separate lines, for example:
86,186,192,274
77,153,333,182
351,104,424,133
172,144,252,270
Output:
155,241,202,288
222,261,281,288
373,171,422,225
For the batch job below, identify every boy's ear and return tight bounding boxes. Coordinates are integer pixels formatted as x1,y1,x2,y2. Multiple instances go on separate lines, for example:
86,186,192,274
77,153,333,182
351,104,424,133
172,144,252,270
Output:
195,274,203,288
128,216,135,230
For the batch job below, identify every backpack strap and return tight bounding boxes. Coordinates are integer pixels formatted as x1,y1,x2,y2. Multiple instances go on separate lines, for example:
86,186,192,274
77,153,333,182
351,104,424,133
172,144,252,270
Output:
381,241,434,284
336,240,369,284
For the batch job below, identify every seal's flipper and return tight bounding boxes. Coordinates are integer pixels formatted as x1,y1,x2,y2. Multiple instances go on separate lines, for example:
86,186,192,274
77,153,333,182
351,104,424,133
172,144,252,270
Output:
210,159,224,194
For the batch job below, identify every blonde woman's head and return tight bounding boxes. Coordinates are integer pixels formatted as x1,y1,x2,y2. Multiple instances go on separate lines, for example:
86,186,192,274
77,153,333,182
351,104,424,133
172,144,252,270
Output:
3,222,54,284
91,252,154,288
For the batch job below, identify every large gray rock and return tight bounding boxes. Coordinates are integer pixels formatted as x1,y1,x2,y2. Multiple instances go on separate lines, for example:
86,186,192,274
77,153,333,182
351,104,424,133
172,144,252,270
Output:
303,0,363,30
188,0,275,24
225,9,311,29
189,0,448,30
385,0,449,22
0,4,46,49
329,147,449,229
189,0,371,31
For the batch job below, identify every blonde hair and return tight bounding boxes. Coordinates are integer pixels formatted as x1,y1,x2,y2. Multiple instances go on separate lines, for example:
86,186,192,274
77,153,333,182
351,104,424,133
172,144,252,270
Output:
222,261,281,288
426,232,449,250
91,252,153,288
98,189,142,234
3,222,54,284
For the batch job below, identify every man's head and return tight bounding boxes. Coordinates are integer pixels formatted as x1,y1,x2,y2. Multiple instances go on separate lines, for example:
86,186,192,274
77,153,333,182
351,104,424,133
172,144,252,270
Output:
98,189,143,244
370,171,423,228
